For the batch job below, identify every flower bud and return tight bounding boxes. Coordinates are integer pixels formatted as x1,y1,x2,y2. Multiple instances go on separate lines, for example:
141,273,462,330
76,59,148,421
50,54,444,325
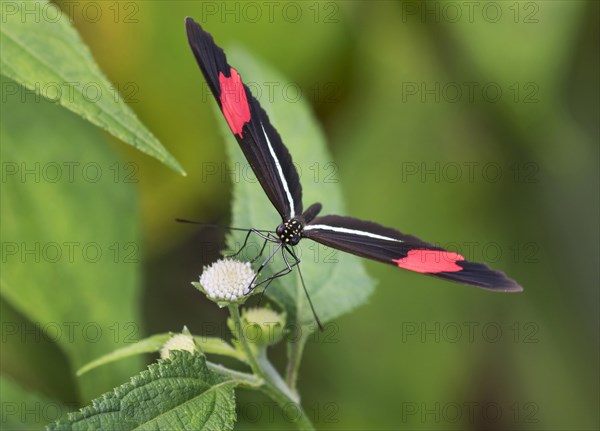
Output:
230,307,286,347
160,333,197,360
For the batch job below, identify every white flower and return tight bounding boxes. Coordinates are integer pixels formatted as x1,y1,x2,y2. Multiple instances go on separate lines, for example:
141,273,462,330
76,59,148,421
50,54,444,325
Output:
199,258,256,302
160,333,196,359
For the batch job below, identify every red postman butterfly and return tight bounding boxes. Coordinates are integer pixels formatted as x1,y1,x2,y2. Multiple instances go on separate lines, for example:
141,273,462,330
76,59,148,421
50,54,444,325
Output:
184,17,522,317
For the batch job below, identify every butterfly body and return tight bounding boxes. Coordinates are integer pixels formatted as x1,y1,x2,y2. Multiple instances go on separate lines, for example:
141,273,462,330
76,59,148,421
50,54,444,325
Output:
276,219,304,246
275,202,323,245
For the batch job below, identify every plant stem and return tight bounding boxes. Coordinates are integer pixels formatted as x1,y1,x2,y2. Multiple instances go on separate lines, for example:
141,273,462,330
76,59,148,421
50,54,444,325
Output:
256,350,298,403
206,361,263,389
285,334,307,391
228,304,315,431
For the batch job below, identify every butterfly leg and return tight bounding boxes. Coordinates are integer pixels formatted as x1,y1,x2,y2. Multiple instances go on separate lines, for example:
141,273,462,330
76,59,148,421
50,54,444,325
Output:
254,247,300,304
250,236,270,264
285,246,323,331
225,229,253,259
254,248,300,289
247,242,284,292
227,229,276,261
249,232,281,264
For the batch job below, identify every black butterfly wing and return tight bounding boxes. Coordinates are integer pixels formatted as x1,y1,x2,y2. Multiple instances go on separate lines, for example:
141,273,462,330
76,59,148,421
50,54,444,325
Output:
303,215,523,292
185,17,302,220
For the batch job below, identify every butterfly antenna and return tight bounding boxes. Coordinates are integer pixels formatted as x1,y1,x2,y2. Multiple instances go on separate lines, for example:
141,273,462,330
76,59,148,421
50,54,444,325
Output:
175,218,274,233
296,263,324,332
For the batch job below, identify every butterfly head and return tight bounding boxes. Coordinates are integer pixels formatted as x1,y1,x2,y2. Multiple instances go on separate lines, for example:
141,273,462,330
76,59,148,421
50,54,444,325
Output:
276,219,303,246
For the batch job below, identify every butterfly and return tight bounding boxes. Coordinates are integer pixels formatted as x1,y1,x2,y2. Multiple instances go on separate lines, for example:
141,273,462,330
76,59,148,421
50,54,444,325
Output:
184,17,522,322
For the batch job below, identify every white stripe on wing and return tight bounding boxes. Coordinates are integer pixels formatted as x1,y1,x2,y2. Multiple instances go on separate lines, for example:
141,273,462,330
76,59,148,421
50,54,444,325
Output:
304,224,403,242
261,122,295,218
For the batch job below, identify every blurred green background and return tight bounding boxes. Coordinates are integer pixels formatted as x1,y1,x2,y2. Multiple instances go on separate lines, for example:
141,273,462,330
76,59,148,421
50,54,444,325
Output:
2,1,598,429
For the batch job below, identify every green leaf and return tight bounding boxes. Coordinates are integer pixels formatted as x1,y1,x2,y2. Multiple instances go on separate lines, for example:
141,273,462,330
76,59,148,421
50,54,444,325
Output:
1,75,142,400
1,298,78,404
78,333,246,376
0,0,184,174
47,351,237,431
193,336,247,362
221,49,375,331
0,375,71,430
77,334,171,376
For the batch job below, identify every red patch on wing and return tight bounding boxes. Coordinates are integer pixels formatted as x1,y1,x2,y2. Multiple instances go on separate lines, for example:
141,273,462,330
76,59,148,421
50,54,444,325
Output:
219,68,251,137
392,249,464,273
